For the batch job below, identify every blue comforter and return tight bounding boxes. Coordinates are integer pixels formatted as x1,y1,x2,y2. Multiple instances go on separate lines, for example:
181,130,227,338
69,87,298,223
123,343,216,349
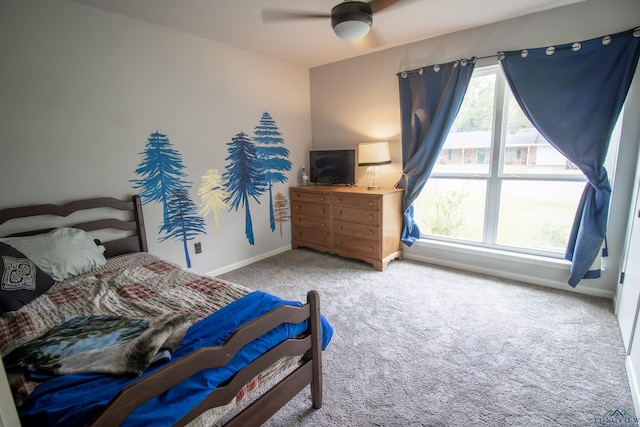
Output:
18,291,333,427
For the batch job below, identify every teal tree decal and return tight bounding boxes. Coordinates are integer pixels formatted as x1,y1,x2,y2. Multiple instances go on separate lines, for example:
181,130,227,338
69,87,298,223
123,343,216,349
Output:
253,112,291,232
131,130,205,267
222,131,266,245
159,188,206,268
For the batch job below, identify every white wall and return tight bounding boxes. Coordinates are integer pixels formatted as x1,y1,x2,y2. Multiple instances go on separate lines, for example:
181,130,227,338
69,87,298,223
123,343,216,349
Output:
0,0,312,274
309,0,640,297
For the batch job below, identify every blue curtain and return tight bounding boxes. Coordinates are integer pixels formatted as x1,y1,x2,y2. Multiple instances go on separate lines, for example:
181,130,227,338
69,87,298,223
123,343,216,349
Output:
398,59,476,245
500,27,640,287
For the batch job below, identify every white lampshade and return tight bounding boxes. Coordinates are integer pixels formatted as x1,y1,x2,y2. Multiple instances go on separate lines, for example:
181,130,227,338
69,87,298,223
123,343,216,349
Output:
358,141,391,166
358,142,391,190
333,20,371,40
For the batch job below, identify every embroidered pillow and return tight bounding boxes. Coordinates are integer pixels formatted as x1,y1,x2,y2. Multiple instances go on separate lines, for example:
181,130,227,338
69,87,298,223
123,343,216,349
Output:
0,242,55,313
0,228,107,282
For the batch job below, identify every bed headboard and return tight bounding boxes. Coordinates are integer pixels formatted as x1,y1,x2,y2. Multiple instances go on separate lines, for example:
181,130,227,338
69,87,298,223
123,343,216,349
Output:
0,195,148,258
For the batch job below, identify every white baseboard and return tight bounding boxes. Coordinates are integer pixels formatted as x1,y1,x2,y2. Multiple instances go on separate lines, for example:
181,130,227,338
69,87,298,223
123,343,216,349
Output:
626,356,640,417
206,245,292,277
403,252,614,300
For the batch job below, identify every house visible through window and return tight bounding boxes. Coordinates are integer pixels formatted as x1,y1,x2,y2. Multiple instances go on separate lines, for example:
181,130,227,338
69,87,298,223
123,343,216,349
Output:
413,65,595,257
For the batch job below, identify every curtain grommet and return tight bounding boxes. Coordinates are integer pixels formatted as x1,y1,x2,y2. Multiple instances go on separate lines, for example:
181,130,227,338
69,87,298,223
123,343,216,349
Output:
418,68,423,75
461,59,467,66
400,71,407,78
572,42,581,51
634,27,640,37
521,49,528,58
602,35,611,45
498,52,505,61
545,47,555,56
433,65,440,72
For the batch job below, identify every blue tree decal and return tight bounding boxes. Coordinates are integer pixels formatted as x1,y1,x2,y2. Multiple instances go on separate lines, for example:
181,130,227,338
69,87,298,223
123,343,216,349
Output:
159,188,206,268
254,112,291,232
222,131,266,245
131,131,189,223
131,130,206,266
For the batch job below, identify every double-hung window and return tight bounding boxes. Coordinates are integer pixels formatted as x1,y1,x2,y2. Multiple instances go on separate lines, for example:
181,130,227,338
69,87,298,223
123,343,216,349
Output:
413,65,588,257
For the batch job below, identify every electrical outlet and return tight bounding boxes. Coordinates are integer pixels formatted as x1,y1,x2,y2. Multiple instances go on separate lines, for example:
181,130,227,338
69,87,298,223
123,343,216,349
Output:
194,242,202,254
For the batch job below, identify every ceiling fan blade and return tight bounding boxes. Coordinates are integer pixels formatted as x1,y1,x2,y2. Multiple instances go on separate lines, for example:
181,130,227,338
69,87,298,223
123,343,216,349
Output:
261,8,330,23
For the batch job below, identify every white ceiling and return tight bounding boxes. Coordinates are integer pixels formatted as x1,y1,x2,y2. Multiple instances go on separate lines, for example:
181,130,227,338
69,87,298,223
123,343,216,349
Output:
69,0,588,68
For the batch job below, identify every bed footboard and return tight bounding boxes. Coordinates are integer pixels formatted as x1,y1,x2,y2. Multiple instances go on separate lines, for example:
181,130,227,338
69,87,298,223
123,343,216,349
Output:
88,291,324,427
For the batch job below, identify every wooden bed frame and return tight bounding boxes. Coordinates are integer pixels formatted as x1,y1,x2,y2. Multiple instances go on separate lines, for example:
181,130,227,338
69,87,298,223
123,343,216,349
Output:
0,195,324,426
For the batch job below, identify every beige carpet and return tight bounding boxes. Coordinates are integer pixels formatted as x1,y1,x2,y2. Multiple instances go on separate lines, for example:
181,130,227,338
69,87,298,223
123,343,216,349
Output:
219,248,635,427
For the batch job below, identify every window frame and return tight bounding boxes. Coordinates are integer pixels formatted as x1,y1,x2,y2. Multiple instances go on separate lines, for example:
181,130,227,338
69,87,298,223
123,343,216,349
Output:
421,64,589,259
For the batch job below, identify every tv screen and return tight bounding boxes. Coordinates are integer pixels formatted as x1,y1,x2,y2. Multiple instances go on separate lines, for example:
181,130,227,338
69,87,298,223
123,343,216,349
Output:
309,149,355,185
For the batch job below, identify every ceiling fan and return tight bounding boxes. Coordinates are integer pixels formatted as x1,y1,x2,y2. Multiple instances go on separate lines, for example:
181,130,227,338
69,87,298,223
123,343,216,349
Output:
262,0,410,42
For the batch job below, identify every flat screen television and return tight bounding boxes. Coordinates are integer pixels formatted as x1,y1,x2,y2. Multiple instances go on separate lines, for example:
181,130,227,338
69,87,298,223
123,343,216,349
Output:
309,149,355,186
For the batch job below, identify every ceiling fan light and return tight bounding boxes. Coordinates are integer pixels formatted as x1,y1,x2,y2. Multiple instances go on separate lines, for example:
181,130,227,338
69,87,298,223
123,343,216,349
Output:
333,20,371,40
331,1,373,41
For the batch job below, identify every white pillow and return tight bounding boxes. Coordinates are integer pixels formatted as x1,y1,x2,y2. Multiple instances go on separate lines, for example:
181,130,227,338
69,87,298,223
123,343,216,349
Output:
0,228,107,281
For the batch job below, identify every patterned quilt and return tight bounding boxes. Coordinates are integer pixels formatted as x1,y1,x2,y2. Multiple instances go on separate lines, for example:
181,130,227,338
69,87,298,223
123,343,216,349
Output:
0,252,250,402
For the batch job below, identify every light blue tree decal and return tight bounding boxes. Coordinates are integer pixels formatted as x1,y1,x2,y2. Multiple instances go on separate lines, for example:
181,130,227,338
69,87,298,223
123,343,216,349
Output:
159,188,206,268
254,112,291,232
222,131,266,245
131,131,189,223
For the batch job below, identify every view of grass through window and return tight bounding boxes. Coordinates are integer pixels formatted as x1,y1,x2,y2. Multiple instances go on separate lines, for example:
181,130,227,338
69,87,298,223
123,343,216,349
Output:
414,66,587,256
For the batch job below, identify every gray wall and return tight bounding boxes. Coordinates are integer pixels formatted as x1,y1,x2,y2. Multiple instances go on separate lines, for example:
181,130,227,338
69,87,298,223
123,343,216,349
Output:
0,0,313,274
309,0,640,297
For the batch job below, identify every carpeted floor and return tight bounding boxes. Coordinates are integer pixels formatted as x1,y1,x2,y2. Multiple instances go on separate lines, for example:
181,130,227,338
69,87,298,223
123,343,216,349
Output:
218,248,635,426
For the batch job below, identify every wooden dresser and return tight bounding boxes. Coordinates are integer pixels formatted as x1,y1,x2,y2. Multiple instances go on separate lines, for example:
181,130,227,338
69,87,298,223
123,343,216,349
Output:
290,185,403,271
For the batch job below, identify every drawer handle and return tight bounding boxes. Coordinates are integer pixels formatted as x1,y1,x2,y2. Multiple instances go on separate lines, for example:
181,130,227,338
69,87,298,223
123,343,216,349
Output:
338,225,342,230
368,230,373,236
320,197,325,201
337,240,342,244
339,210,343,215
368,215,374,221
368,201,373,206
322,223,326,228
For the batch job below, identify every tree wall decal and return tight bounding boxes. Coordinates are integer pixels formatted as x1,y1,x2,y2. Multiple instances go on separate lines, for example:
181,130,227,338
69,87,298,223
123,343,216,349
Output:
159,188,206,268
197,168,228,234
222,132,266,245
131,130,205,267
272,192,290,237
253,112,291,232
131,131,190,223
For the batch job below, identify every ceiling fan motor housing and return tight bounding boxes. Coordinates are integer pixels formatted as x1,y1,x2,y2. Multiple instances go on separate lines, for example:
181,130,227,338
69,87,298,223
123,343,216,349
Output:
331,1,373,30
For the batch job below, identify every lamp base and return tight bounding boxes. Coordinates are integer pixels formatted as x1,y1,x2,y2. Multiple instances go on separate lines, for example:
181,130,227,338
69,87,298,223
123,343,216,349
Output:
365,166,381,191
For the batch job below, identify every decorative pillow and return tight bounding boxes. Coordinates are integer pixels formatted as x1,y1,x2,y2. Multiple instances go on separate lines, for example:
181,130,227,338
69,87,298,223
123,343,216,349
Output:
0,228,107,282
0,242,55,313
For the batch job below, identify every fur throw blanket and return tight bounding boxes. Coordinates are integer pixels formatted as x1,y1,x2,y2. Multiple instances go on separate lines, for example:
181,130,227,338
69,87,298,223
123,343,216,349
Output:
3,313,195,378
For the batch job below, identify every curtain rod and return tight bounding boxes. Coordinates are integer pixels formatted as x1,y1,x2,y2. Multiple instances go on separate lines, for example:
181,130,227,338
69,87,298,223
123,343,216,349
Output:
398,26,640,77
397,54,498,77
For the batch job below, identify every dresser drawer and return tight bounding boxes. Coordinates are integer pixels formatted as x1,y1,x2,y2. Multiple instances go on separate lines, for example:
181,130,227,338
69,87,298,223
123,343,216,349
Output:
333,235,381,257
291,190,330,205
292,214,329,231
332,194,381,210
333,206,380,225
334,220,379,242
292,202,330,219
292,226,330,246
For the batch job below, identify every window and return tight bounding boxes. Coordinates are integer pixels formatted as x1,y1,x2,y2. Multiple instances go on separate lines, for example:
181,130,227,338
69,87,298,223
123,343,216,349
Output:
413,65,588,257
